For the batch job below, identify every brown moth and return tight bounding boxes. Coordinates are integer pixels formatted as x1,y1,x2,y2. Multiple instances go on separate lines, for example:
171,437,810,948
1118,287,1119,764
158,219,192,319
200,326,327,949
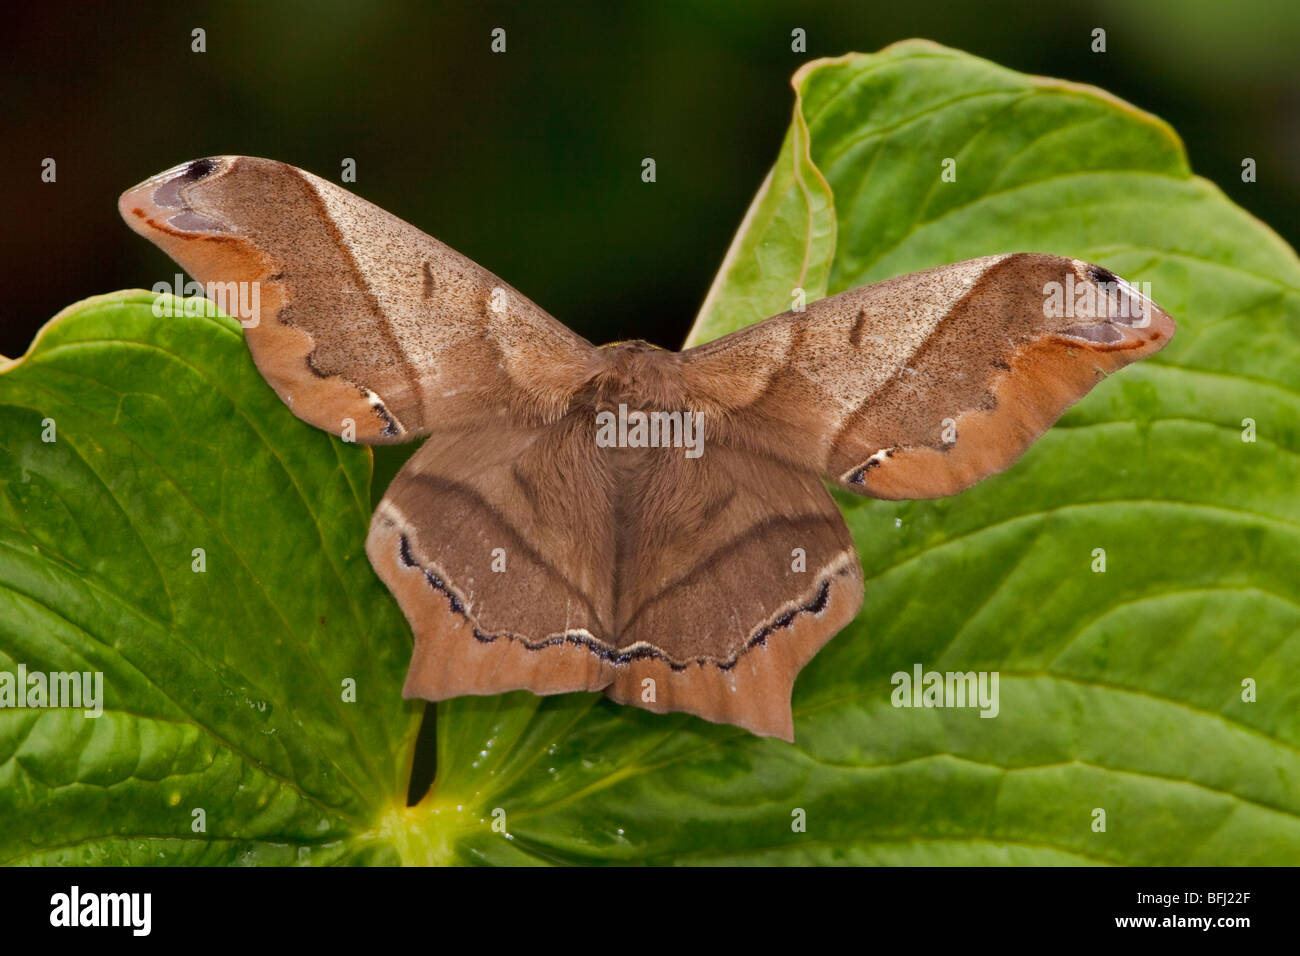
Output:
120,156,1175,740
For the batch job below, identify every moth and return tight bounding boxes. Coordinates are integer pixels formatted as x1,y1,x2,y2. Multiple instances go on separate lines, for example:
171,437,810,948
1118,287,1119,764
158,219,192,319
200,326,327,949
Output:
120,157,1175,740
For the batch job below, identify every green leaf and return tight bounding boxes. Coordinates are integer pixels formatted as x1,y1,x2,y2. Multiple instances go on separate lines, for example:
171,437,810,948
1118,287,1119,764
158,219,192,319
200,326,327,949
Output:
3,41,1298,866
427,41,1300,865
0,293,420,864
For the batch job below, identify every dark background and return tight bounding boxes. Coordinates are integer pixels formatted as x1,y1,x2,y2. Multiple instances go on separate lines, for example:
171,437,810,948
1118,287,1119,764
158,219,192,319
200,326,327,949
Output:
2,0,1297,359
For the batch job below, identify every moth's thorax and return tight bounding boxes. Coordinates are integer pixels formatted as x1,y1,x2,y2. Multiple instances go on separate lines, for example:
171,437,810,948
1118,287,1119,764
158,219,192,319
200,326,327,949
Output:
586,339,687,411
